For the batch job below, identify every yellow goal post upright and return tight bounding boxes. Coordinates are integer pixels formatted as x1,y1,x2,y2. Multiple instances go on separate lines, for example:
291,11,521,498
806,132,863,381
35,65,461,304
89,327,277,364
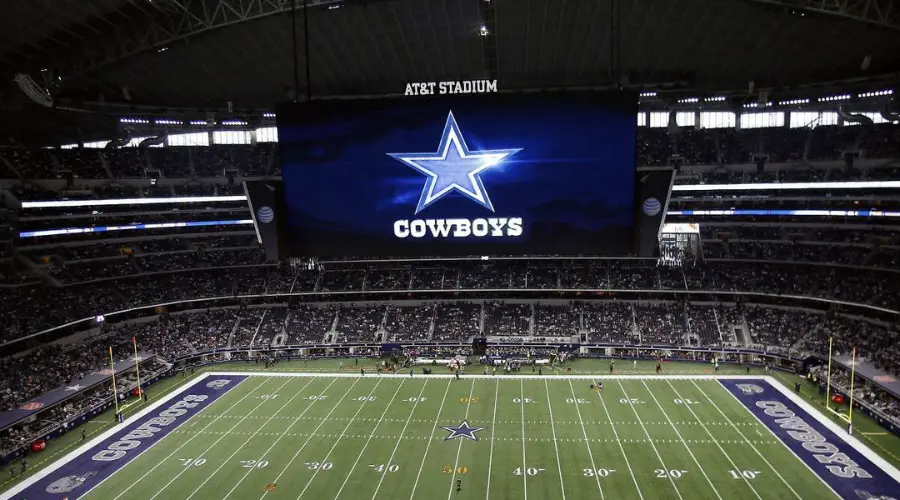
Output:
824,336,856,433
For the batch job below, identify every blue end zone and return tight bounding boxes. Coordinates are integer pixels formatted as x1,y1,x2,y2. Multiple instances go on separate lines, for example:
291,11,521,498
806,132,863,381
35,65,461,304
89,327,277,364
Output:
720,378,900,500
4,374,248,500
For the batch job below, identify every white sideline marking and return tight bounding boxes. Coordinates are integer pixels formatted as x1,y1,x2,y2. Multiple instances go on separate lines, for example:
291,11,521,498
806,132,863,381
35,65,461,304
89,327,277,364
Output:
485,379,499,500
641,380,725,500
519,379,528,500
221,377,339,499
617,380,684,500
259,378,362,500
295,378,385,499
205,371,781,380
663,380,762,499
566,379,607,500
446,379,477,500
0,373,222,500
408,379,453,500
369,380,431,500
544,379,567,500
331,379,407,500
694,380,807,499
183,377,317,500
146,377,295,500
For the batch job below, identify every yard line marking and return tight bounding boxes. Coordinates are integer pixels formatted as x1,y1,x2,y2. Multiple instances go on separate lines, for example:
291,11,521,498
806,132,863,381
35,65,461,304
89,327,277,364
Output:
183,377,318,499
592,380,646,500
642,380,726,500
544,379,567,500
221,377,339,499
332,379,407,500
259,377,362,500
662,380,763,499
110,376,270,500
408,379,453,500
295,378,385,499
861,432,887,436
693,381,806,500
565,379,607,500
485,379,499,500
617,380,684,500
446,379,477,500
370,380,431,500
147,378,296,500
519,379,528,500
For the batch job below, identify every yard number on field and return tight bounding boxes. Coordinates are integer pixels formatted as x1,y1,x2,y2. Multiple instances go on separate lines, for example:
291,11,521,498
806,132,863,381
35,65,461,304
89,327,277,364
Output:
303,395,328,401
729,470,761,479
656,469,688,479
619,398,645,405
370,464,400,472
513,467,545,476
443,465,469,474
566,398,589,404
305,462,333,470
583,468,616,477
240,460,268,468
355,396,377,402
460,397,480,403
513,398,535,403
257,394,279,400
674,398,700,405
179,458,205,467
404,397,427,402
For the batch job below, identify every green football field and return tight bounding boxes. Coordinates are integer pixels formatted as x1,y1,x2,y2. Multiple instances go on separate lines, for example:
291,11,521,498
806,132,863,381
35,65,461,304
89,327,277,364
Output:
73,372,845,500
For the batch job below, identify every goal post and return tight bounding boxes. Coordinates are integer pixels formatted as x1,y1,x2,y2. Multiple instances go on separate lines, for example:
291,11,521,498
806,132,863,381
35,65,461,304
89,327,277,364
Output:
824,337,855,430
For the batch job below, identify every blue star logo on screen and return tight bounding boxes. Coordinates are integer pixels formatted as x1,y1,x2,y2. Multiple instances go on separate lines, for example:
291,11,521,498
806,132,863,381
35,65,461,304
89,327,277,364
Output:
387,111,522,214
441,419,486,441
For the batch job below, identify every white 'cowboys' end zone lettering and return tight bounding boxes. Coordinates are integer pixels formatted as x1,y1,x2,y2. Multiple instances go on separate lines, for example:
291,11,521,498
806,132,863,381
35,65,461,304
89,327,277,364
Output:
92,394,210,462
755,401,872,479
394,218,523,239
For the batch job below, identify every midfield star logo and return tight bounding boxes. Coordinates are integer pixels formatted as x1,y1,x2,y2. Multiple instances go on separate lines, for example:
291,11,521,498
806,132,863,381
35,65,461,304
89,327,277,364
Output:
442,419,486,441
388,111,523,240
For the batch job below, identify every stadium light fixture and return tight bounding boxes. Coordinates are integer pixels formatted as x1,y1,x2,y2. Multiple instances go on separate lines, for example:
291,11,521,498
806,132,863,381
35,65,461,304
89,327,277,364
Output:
21,195,247,209
818,94,851,102
858,89,893,98
777,98,809,106
18,219,255,239
672,181,900,192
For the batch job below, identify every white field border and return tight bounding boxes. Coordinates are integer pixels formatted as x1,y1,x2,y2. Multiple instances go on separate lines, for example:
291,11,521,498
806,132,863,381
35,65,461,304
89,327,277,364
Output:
0,372,219,500
4,372,900,500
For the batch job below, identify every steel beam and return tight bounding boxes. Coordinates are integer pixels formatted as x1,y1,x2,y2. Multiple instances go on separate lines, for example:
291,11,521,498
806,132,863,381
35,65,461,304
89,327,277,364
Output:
5,0,352,79
747,0,900,31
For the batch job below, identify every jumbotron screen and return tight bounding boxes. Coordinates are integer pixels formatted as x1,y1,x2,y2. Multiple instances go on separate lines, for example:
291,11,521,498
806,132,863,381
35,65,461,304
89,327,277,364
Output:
277,91,637,257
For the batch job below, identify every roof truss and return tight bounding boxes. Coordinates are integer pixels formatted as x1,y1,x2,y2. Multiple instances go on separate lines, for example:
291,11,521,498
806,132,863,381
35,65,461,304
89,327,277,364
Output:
747,0,900,31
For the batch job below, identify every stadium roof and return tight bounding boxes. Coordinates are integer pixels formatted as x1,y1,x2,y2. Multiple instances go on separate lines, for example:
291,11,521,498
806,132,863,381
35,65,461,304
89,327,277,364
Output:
2,0,900,111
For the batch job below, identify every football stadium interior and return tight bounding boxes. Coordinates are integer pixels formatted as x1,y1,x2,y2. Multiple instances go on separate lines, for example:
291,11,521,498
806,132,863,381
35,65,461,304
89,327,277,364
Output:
2,0,900,499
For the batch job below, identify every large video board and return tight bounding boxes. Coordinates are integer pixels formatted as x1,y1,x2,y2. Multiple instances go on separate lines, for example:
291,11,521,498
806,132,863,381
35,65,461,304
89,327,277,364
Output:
277,91,636,257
